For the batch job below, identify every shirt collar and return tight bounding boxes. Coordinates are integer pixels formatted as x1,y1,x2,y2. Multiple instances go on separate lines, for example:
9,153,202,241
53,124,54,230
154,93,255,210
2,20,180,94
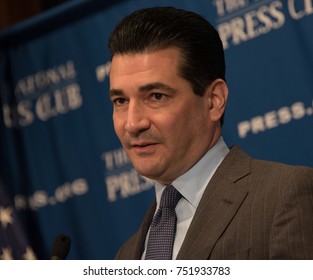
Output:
154,137,229,208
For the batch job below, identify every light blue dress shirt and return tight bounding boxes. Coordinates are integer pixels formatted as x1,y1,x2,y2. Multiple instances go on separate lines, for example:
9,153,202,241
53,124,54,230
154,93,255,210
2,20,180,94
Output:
142,137,229,259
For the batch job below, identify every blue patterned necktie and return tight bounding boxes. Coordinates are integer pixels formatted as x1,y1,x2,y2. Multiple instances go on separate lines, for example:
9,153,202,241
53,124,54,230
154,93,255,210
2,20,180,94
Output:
145,185,182,260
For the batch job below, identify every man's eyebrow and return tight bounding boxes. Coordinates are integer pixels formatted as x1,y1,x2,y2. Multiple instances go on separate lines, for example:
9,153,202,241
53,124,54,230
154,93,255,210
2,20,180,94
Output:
109,89,123,97
139,82,176,93
109,82,176,97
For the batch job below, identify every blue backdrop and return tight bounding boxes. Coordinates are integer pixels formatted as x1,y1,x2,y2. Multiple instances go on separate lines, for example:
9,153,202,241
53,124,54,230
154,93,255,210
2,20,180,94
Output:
0,0,312,259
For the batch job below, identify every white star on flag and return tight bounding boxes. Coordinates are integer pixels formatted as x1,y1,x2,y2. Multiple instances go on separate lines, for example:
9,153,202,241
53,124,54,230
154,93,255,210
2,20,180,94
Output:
0,247,13,260
0,206,13,228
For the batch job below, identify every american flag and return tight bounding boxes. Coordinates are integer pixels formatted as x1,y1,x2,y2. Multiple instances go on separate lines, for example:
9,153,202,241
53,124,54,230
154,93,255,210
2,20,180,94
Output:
0,180,36,260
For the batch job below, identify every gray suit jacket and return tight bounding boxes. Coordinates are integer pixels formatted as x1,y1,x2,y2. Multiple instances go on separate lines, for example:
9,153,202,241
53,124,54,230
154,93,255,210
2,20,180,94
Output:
115,146,313,259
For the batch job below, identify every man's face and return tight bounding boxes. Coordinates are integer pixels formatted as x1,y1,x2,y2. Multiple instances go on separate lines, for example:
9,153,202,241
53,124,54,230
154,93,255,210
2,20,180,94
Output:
109,48,220,185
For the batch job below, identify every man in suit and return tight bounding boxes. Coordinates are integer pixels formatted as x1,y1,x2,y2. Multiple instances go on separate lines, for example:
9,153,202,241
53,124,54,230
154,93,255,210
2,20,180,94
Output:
108,7,313,259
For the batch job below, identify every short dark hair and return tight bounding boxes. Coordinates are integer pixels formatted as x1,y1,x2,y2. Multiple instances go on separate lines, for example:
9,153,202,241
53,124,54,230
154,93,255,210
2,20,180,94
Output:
108,7,226,121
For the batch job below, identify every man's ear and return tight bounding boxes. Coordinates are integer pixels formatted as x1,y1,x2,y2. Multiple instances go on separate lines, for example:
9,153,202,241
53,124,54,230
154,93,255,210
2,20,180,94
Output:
206,79,228,122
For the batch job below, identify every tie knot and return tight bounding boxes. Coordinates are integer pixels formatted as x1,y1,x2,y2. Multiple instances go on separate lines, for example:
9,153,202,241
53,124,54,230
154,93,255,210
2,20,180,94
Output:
160,185,182,209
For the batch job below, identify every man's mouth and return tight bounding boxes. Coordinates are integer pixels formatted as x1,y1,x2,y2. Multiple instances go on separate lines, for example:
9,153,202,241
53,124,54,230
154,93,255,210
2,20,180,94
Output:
130,142,158,154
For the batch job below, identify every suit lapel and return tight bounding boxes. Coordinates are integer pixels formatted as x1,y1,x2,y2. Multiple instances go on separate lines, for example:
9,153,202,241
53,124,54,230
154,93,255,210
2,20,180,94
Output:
177,146,251,259
126,202,156,259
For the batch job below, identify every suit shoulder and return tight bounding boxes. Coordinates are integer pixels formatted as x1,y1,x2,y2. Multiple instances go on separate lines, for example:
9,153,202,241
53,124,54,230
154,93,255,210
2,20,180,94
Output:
247,157,313,191
251,157,313,177
227,145,313,184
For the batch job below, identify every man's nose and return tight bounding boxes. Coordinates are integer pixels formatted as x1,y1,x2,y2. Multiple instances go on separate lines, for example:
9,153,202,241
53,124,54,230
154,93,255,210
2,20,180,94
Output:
124,101,150,135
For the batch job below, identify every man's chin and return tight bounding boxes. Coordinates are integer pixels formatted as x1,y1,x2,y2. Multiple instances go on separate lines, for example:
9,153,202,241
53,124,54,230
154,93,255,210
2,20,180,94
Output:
133,166,161,179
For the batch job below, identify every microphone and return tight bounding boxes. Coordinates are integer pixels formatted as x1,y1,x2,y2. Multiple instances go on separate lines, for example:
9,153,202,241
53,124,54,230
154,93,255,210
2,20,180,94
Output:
50,234,71,260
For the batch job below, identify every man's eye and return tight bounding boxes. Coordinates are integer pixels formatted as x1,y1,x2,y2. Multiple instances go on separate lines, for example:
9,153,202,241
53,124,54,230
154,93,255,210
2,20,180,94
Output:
151,93,164,100
112,98,127,105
